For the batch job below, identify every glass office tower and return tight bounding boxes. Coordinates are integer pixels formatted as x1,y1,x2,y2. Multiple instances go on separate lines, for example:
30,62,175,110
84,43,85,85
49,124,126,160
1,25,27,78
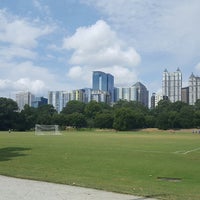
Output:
92,71,114,103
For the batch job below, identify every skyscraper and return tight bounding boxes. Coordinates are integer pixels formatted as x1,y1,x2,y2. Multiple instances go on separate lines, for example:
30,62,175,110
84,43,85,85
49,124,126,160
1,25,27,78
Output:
131,82,149,107
92,71,114,103
162,68,182,102
115,82,149,107
48,91,72,113
189,73,200,105
16,91,35,111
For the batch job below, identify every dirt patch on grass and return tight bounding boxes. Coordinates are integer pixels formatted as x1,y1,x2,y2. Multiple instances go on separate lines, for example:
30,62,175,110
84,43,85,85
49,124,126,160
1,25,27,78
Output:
157,177,182,182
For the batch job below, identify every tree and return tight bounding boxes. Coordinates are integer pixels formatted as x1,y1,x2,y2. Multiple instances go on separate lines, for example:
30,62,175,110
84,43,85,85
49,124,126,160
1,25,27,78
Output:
0,98,19,130
193,110,200,128
168,111,180,129
36,104,57,125
170,101,188,112
178,106,194,128
155,99,172,114
94,113,114,129
61,100,85,114
194,99,200,110
145,115,156,128
156,112,170,130
51,113,70,129
113,108,136,131
68,113,87,128
84,101,102,119
17,105,37,131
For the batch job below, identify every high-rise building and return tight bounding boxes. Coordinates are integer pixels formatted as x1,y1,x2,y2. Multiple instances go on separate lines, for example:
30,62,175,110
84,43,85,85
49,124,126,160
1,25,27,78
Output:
82,88,92,103
115,82,149,107
151,93,156,109
92,71,114,103
32,97,48,108
131,82,149,107
162,68,182,102
181,87,189,104
16,91,35,111
150,93,166,109
189,73,200,105
91,90,109,103
48,91,72,113
114,87,130,102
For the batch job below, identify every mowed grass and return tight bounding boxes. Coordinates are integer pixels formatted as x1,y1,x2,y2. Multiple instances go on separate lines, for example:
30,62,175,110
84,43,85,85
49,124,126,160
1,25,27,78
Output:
0,130,200,200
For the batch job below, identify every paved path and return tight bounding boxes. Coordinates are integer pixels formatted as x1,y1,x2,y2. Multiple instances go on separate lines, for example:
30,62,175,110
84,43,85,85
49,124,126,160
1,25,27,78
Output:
0,175,156,200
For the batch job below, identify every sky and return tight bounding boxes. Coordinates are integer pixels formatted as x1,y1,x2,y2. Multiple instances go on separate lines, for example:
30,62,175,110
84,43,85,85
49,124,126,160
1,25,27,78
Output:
1,0,200,99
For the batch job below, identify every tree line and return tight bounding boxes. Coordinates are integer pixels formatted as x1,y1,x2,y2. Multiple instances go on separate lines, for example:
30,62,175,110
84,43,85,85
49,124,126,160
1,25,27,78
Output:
1,97,200,131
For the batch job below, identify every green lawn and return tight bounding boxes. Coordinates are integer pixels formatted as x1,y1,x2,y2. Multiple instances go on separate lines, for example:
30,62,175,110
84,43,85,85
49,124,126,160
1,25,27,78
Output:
0,130,200,200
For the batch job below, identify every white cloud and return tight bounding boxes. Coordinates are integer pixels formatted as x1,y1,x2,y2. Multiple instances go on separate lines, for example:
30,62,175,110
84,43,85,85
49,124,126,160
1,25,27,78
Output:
33,0,51,16
14,78,46,94
0,61,59,97
0,9,61,98
0,9,54,48
98,65,138,87
64,20,140,87
68,66,83,79
0,46,36,60
82,0,200,58
63,20,140,67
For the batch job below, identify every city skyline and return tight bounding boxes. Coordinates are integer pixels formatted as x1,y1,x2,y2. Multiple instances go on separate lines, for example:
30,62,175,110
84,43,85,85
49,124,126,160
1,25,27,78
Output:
1,1,200,99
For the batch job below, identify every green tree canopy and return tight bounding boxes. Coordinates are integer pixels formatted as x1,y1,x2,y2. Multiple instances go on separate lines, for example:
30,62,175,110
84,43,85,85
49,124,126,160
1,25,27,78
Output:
0,98,19,130
94,113,114,129
68,112,87,128
61,100,85,114
113,108,136,131
84,101,102,119
17,105,37,131
36,104,57,125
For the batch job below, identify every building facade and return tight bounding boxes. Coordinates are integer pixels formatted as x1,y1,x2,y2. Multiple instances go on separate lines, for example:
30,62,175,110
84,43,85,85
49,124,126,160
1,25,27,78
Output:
48,91,72,113
162,68,182,102
32,97,48,108
150,93,166,109
181,87,189,104
131,82,149,107
115,82,149,107
16,91,35,111
92,71,114,103
189,73,200,105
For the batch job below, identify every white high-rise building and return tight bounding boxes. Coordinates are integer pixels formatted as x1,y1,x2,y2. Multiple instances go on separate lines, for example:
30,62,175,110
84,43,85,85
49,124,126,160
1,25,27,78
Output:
48,89,92,113
48,91,72,113
162,68,182,102
189,73,200,105
16,91,35,111
115,82,149,107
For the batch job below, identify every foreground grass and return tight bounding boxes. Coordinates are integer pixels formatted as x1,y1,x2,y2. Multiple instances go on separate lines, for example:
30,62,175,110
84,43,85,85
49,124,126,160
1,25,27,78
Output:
0,130,200,199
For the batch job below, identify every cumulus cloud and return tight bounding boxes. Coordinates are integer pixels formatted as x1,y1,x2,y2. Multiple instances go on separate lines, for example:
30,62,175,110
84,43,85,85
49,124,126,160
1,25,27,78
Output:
0,61,59,97
33,0,50,16
68,66,83,79
0,10,53,48
14,78,46,94
64,20,140,87
82,0,200,58
0,46,36,60
98,65,138,87
0,9,59,98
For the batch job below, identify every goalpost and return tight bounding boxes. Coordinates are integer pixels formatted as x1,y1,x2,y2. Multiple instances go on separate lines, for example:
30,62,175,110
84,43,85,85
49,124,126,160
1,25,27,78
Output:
35,124,61,135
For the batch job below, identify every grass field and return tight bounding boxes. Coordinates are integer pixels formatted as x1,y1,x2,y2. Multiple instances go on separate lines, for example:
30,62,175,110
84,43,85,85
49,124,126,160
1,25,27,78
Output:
0,129,200,200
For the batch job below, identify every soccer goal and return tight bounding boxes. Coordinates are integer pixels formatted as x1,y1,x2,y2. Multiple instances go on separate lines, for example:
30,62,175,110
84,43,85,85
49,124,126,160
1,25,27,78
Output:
35,124,61,135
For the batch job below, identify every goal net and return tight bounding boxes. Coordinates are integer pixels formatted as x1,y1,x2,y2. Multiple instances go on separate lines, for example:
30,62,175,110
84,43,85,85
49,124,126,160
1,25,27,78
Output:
35,124,61,135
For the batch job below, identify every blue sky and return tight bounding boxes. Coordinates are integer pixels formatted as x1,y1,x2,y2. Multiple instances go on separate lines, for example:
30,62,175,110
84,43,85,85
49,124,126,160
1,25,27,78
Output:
1,0,200,99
